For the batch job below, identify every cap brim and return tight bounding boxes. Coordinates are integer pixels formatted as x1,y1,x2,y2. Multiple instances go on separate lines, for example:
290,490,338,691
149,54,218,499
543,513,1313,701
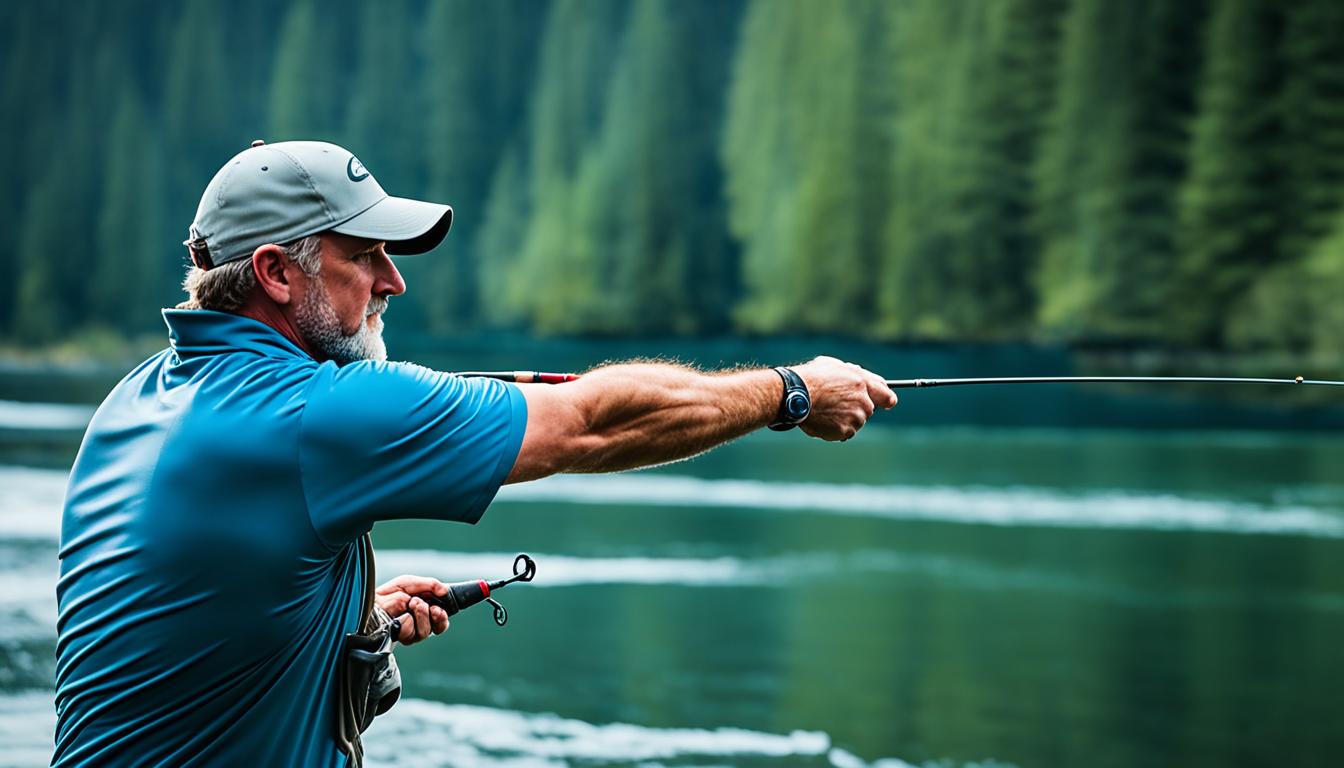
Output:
331,195,453,255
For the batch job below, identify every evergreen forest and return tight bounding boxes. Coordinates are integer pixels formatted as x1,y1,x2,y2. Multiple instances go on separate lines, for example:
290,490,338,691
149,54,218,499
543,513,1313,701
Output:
3,0,1343,357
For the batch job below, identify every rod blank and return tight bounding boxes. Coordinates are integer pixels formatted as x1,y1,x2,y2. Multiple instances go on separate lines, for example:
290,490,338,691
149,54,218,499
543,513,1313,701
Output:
454,371,581,384
884,376,1344,389
455,371,1344,389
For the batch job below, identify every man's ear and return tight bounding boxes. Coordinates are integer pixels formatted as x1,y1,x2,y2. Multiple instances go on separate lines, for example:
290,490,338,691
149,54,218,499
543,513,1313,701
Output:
251,244,294,305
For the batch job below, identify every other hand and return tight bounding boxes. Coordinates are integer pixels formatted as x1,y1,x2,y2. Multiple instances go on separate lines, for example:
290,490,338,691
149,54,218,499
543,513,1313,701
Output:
374,574,451,645
792,356,897,441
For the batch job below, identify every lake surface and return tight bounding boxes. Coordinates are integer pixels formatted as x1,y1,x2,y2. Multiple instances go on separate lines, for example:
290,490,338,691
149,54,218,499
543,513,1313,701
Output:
2,349,1343,767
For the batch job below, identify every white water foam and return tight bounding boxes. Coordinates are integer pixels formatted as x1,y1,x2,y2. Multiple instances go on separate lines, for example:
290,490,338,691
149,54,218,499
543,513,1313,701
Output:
6,464,1344,544
0,690,56,767
496,473,1344,538
364,697,993,768
0,400,94,431
0,466,67,540
0,564,58,639
0,690,1005,768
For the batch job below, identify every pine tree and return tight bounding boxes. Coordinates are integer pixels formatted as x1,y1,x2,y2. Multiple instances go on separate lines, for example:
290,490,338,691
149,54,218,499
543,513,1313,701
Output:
0,6,67,336
496,0,628,330
882,0,991,338
15,12,129,338
162,0,242,285
1302,208,1344,358
724,0,892,334
346,3,428,196
1226,0,1344,350
560,0,743,335
268,0,346,141
1275,0,1344,261
95,84,167,331
1173,0,1282,347
1034,0,1204,341
913,0,1065,339
420,0,548,329
475,146,531,326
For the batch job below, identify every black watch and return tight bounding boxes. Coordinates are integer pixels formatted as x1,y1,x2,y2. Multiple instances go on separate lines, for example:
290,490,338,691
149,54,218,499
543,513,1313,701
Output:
769,367,811,431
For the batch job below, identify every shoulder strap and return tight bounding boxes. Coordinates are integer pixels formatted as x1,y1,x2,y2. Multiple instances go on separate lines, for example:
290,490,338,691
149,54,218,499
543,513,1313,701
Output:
338,533,380,766
357,532,377,633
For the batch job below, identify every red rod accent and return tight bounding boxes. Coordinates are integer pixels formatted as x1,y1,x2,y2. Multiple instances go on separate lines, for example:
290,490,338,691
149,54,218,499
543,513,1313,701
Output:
478,580,490,598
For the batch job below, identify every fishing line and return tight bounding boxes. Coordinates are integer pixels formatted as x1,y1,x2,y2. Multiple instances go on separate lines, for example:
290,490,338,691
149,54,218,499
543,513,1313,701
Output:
454,371,1344,388
883,376,1344,388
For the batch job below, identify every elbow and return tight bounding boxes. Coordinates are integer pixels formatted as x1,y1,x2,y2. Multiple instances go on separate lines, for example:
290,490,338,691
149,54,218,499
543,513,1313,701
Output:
560,430,618,474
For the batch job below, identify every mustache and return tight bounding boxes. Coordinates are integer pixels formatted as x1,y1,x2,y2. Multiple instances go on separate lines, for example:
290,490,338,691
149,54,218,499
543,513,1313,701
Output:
366,296,389,316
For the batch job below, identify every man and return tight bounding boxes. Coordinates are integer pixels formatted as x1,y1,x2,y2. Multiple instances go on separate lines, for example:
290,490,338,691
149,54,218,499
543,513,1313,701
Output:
53,140,896,766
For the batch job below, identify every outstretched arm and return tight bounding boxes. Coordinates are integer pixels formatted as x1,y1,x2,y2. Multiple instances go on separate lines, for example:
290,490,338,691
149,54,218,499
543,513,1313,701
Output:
505,356,896,484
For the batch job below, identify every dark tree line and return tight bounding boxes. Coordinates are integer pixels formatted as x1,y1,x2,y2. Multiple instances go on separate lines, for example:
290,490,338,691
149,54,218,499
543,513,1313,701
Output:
2,0,1342,356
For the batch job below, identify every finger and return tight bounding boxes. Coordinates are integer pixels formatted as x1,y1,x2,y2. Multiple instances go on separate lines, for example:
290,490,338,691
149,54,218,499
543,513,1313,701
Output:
376,590,411,615
431,607,450,635
412,598,432,640
858,391,875,419
396,614,417,644
386,575,448,597
861,370,897,408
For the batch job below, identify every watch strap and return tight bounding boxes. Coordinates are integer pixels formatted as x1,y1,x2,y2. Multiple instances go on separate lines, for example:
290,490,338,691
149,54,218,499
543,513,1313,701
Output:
769,366,810,431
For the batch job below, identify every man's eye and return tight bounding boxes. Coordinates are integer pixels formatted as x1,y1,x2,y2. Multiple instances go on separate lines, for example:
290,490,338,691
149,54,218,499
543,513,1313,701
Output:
353,251,374,263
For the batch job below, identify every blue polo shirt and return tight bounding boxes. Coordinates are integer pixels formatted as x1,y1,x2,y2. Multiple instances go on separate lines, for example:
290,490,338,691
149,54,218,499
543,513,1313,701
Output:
53,310,527,766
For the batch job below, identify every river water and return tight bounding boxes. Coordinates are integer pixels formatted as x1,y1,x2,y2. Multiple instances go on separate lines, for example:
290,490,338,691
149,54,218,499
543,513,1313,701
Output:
2,353,1342,767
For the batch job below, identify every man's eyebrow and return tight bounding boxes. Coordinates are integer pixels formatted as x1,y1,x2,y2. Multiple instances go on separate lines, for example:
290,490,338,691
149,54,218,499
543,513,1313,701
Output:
351,244,383,257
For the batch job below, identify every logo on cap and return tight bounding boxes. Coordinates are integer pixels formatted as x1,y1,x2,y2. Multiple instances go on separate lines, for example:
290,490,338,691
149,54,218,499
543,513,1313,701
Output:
347,157,370,182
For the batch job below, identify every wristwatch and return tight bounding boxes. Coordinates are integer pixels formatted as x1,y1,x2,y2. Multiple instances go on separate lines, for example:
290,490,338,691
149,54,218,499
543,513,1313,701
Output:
769,366,811,431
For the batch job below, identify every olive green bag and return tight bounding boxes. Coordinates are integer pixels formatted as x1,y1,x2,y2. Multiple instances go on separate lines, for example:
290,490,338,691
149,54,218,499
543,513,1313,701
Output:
335,534,402,766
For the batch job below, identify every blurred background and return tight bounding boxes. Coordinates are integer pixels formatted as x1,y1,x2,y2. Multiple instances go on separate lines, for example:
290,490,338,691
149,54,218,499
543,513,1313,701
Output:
2,0,1343,356
3,1,1344,767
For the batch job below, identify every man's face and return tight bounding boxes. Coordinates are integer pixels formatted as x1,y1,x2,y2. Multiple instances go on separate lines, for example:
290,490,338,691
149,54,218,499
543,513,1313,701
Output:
293,233,406,365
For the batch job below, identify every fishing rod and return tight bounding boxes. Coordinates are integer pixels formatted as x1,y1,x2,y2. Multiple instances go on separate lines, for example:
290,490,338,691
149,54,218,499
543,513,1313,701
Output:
884,376,1344,388
454,371,581,384
456,371,1344,388
417,553,537,627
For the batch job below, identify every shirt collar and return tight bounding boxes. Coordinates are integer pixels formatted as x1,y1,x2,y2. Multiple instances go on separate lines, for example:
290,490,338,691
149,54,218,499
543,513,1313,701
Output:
162,309,312,361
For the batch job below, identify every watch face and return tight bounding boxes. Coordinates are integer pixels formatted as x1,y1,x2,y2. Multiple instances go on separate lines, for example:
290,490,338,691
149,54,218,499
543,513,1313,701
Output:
785,392,810,420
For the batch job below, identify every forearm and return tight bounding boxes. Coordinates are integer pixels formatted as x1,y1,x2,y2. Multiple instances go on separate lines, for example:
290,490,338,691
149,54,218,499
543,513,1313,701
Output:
507,355,896,484
559,363,780,474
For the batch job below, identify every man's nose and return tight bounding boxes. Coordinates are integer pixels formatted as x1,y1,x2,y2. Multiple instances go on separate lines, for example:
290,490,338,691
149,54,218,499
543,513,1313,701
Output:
373,251,406,297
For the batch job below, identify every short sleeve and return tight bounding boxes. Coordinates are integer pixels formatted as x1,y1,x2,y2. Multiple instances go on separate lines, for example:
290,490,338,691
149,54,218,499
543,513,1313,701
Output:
299,361,528,546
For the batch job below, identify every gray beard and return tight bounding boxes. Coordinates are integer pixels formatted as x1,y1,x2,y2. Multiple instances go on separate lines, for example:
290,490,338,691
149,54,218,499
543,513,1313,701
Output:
295,279,389,365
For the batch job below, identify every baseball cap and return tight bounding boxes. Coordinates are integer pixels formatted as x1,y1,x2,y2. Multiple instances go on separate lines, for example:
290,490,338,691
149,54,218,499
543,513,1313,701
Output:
184,139,453,270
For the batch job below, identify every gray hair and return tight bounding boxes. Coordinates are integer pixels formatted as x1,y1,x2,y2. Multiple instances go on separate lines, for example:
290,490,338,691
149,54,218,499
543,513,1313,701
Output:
177,235,323,311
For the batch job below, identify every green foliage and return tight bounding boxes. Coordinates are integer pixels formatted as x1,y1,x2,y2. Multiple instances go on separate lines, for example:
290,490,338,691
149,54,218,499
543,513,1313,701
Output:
268,0,348,141
1303,212,1344,358
1173,0,1282,347
96,85,168,330
1035,0,1204,342
881,0,1066,339
491,0,628,332
4,0,1344,362
1175,0,1344,351
418,0,546,330
724,0,889,334
564,0,742,335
